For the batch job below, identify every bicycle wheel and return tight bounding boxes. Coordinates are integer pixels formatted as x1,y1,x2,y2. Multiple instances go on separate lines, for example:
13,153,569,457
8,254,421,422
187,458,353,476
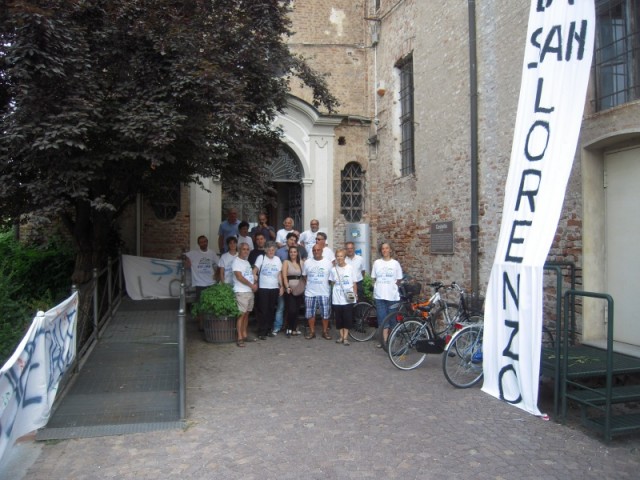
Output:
429,301,460,338
349,302,377,342
387,319,429,370
442,324,484,388
376,309,408,351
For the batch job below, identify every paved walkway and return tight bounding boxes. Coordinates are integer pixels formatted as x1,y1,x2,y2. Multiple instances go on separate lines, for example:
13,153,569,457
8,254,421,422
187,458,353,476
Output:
4,314,640,479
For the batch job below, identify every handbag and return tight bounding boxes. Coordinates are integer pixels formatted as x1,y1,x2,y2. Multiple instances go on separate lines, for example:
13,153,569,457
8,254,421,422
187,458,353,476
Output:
335,266,356,303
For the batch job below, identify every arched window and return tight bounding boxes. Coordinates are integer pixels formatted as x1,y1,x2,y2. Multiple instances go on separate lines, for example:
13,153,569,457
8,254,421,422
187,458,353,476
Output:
341,162,364,222
151,182,181,220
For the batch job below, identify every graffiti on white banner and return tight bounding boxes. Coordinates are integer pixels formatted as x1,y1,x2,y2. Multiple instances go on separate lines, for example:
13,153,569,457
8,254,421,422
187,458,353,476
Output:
0,292,78,464
122,254,183,300
482,0,595,415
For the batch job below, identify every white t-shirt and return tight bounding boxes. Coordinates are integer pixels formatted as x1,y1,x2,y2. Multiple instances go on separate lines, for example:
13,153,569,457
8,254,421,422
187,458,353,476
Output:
185,249,218,287
299,229,323,253
329,263,356,305
345,254,365,282
302,257,333,297
276,228,294,246
322,246,335,263
371,258,403,301
254,255,282,289
237,235,254,251
232,257,255,293
218,252,238,285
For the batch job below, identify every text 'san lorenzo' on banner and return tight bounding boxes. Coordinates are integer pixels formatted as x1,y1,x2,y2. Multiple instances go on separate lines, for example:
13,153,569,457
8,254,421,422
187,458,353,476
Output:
482,0,595,415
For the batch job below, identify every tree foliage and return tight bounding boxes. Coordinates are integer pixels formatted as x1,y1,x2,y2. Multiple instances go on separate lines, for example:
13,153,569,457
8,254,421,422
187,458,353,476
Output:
0,0,338,282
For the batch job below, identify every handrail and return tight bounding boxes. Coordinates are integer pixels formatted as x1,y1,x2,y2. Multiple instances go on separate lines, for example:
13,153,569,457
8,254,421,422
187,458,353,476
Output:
178,260,187,420
560,290,614,440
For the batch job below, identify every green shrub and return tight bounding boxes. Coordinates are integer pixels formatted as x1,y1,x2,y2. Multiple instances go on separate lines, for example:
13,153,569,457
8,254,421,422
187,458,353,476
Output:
192,283,240,317
362,273,374,304
0,231,74,365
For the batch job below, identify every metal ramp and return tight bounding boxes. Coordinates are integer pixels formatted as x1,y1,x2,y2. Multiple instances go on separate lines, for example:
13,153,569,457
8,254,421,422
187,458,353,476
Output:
36,298,186,440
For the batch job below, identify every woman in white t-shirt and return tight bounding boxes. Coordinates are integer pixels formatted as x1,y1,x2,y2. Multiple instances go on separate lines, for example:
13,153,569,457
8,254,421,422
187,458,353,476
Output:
253,242,284,339
329,249,356,345
371,242,403,347
218,237,239,284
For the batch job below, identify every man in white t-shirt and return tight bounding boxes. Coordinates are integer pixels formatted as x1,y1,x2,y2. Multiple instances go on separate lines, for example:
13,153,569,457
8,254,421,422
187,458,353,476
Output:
184,235,218,299
232,242,257,347
345,241,366,300
185,235,219,330
315,231,335,263
299,219,323,253
302,245,334,340
275,217,298,248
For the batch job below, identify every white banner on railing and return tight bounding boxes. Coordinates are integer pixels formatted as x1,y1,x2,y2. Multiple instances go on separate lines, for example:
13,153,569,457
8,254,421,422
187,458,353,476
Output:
482,0,595,415
122,254,183,300
0,292,78,464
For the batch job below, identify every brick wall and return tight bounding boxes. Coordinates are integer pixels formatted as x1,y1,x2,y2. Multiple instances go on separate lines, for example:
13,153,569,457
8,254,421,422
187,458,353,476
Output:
141,185,191,260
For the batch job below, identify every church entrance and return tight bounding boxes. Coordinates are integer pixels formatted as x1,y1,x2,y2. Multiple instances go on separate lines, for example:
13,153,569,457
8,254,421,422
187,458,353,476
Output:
221,144,303,229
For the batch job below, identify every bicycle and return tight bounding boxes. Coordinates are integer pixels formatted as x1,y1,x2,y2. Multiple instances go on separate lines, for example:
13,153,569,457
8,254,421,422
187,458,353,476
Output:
387,282,482,370
442,322,484,388
442,322,556,388
375,279,433,349
348,301,378,342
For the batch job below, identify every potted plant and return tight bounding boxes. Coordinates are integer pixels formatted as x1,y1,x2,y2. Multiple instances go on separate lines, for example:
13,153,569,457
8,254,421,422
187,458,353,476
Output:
192,283,240,343
362,273,374,304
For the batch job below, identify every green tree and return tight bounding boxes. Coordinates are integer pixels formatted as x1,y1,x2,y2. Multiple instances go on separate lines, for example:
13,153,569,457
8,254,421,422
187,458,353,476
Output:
0,0,337,283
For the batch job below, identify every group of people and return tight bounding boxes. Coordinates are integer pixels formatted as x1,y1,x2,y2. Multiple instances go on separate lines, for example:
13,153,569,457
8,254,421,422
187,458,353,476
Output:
185,208,404,349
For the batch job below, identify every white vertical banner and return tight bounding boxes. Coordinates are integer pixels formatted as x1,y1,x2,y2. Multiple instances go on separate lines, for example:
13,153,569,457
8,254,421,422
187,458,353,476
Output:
482,0,595,415
0,292,78,464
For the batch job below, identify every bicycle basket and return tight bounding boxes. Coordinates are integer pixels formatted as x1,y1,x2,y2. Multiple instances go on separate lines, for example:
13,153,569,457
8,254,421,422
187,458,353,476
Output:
468,293,485,315
415,337,445,354
399,282,422,300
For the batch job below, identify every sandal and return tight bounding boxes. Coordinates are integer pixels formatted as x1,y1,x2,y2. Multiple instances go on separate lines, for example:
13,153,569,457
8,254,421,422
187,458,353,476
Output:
336,338,343,344
236,340,245,348
322,332,332,340
305,332,316,340
343,340,350,346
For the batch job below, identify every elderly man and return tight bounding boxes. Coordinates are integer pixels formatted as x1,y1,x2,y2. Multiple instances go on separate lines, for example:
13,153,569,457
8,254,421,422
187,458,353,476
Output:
299,219,323,253
345,241,366,300
275,217,298,248
302,244,334,340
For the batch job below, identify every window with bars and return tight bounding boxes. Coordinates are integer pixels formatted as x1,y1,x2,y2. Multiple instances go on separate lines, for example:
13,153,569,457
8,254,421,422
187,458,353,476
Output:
595,0,640,110
151,182,181,220
397,54,415,176
341,162,364,222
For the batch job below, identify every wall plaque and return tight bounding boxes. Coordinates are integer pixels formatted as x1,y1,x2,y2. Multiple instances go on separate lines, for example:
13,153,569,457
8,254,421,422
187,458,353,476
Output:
430,221,454,254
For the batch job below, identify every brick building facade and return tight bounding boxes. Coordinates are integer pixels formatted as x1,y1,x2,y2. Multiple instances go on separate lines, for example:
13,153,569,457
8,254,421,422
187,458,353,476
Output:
130,1,640,348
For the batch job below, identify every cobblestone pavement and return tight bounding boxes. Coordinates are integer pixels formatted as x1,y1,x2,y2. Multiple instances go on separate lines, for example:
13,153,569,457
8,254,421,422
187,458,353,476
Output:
7,320,640,479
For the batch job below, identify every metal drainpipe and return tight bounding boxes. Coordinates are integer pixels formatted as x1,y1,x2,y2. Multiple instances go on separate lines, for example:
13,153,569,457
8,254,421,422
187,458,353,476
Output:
468,0,480,295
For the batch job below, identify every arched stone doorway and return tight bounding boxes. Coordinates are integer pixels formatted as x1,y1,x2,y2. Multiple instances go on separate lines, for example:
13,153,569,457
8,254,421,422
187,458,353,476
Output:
220,144,303,229
267,145,303,230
